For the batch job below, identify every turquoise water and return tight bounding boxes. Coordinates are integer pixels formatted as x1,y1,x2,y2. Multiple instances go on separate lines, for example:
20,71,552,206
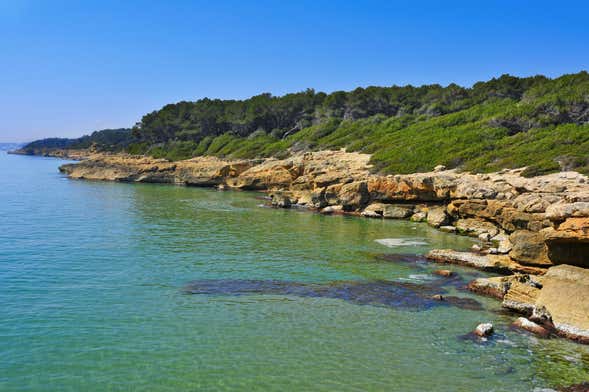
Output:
1,151,588,391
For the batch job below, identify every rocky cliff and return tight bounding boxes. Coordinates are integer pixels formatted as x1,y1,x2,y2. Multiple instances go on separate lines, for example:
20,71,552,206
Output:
58,150,589,343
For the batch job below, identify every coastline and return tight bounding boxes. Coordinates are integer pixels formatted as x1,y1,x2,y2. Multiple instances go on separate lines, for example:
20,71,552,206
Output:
25,148,589,345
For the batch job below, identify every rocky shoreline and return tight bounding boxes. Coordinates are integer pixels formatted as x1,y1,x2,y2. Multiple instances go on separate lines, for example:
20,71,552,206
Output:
48,149,589,344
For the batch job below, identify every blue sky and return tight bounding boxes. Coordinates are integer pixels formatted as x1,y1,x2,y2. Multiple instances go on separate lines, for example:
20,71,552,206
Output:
1,0,588,142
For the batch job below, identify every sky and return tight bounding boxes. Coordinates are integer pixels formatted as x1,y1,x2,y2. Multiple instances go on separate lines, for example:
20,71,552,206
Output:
1,0,588,142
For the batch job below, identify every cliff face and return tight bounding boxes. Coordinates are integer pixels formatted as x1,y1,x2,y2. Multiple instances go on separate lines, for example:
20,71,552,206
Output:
58,150,589,343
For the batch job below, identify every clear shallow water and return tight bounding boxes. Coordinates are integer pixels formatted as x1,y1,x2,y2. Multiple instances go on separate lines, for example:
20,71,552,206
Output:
1,152,588,391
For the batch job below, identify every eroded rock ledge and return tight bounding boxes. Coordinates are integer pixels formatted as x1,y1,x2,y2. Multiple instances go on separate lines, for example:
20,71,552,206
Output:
58,150,589,342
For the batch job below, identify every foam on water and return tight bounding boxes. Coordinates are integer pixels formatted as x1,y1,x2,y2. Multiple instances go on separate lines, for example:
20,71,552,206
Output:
375,238,429,247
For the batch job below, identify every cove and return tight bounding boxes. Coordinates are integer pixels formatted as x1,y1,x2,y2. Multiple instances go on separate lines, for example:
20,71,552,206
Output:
1,151,589,391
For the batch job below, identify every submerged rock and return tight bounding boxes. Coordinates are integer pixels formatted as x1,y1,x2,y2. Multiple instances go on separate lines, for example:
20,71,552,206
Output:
183,279,483,311
439,225,457,233
474,323,494,337
426,249,546,275
433,269,454,277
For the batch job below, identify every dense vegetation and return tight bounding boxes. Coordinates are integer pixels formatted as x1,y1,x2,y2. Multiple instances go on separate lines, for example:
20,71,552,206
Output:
18,129,133,155
22,72,589,175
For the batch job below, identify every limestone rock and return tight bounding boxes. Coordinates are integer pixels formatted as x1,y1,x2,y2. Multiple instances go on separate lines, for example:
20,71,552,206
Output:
320,205,343,214
467,276,512,299
382,204,415,219
426,206,449,227
545,202,589,221
410,211,427,222
270,193,291,208
338,181,369,211
508,230,552,266
468,274,543,301
361,210,381,218
535,265,589,343
455,218,500,237
426,249,510,273
502,279,542,315
511,317,550,337
426,249,545,275
542,217,589,268
362,203,387,216
491,232,512,254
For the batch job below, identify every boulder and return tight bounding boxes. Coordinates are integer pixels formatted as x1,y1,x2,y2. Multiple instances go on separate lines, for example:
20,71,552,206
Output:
362,203,387,216
410,211,427,222
474,323,494,337
320,205,343,214
535,265,589,343
338,181,369,211
426,206,449,227
508,230,552,266
361,210,381,218
467,276,512,299
455,218,500,237
382,204,415,219
491,232,512,254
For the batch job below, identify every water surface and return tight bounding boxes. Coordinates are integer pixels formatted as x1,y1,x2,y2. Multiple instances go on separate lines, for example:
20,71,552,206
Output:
1,152,588,391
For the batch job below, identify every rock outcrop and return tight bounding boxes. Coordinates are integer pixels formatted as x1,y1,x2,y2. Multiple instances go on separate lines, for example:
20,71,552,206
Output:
467,265,589,344
535,265,589,343
57,149,589,344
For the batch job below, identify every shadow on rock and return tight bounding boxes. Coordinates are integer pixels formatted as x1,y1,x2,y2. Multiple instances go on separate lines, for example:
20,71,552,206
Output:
183,279,483,311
